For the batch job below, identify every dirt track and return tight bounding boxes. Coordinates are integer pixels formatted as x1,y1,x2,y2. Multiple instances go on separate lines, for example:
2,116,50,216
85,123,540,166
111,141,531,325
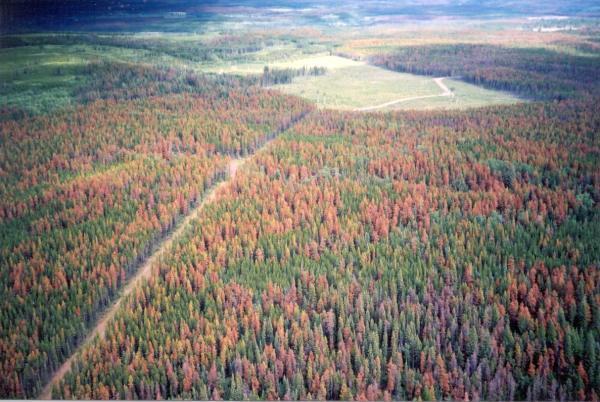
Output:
355,76,454,112
38,150,258,399
36,107,306,399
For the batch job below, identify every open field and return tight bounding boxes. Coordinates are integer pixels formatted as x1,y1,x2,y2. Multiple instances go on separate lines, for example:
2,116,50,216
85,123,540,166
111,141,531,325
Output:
274,63,439,109
383,78,522,111
270,56,522,110
202,53,354,74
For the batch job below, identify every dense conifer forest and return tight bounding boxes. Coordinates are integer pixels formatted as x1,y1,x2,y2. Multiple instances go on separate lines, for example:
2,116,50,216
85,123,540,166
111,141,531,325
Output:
0,1,599,400
51,98,600,400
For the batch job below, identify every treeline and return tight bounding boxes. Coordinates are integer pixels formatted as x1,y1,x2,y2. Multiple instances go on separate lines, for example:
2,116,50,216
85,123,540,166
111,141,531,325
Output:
55,98,599,400
0,33,279,64
257,66,327,86
0,60,255,122
74,62,256,104
0,60,222,122
370,44,600,99
0,73,312,398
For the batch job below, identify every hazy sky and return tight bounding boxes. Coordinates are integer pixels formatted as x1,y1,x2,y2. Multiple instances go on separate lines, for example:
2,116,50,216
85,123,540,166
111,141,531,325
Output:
1,0,598,33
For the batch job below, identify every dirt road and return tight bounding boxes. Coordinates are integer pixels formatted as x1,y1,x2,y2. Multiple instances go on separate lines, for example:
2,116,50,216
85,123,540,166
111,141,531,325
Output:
355,76,454,112
36,107,310,399
38,157,245,399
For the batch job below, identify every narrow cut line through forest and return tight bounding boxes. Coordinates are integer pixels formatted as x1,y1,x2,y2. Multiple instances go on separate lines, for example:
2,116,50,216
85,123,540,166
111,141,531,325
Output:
37,112,309,400
354,76,455,112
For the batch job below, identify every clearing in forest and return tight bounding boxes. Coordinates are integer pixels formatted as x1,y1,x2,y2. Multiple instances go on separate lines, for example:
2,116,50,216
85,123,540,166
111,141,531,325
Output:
266,55,521,111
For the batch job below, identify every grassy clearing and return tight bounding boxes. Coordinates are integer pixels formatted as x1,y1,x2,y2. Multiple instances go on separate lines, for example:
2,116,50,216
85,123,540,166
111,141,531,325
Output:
272,59,522,111
274,62,440,109
202,52,348,74
384,79,522,111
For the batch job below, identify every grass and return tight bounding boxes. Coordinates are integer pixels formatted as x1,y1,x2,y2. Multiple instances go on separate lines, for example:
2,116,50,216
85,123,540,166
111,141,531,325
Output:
201,51,343,74
275,63,439,109
385,79,522,111
272,58,522,111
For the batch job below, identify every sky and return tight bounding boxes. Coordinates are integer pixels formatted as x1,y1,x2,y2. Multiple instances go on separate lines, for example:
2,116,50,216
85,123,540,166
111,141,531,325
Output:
1,0,598,33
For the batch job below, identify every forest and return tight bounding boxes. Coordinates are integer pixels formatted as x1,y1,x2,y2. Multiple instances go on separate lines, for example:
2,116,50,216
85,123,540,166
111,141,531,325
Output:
0,63,312,397
50,98,600,401
369,44,600,99
0,3,599,401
